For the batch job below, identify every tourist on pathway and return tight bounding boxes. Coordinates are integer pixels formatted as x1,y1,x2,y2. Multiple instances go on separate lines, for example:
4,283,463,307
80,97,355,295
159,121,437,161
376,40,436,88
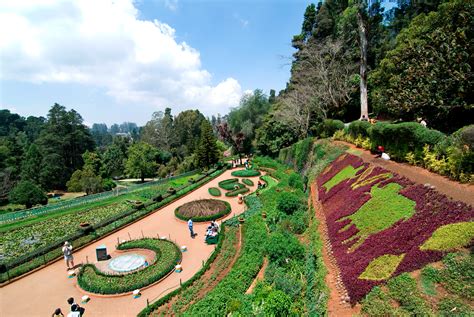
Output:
62,241,74,270
188,218,195,238
67,298,85,316
52,308,64,317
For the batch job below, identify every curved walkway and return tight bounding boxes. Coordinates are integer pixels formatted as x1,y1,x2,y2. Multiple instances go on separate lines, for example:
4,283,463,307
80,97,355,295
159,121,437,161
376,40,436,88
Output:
0,169,258,317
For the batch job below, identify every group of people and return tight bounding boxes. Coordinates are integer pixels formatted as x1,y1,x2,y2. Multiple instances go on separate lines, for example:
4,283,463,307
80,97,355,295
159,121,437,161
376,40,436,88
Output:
205,221,219,238
52,297,85,317
257,180,266,190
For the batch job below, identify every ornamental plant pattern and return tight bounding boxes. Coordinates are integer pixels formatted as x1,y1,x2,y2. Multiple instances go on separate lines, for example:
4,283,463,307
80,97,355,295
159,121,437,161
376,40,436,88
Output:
317,154,474,303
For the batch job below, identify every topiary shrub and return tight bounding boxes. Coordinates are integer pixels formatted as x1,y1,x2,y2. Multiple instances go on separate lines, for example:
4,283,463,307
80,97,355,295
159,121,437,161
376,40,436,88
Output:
218,179,243,190
208,187,221,197
348,120,372,138
242,179,254,186
231,170,261,177
225,187,250,197
319,119,345,138
276,192,301,215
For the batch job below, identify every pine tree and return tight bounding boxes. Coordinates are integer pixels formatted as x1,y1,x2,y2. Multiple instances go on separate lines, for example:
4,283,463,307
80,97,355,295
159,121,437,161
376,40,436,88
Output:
21,144,43,185
195,121,219,169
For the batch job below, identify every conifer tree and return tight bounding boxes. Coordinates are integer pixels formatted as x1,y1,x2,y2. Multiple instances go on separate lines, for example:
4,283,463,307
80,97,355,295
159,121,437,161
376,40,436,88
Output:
195,120,219,169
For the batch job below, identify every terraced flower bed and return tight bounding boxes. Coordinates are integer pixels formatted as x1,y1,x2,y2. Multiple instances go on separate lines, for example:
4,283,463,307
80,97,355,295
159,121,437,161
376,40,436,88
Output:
218,179,245,191
78,238,180,294
175,199,231,222
231,169,261,177
317,154,474,303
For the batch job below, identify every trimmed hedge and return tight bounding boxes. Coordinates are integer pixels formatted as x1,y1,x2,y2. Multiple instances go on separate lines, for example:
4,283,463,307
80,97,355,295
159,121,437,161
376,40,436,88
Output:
174,199,231,222
225,187,250,197
348,120,372,138
242,179,254,186
208,187,221,197
231,169,261,177
77,238,181,294
218,178,244,190
318,119,345,138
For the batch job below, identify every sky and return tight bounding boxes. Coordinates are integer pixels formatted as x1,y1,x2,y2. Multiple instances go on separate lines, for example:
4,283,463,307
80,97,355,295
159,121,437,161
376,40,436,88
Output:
0,0,312,126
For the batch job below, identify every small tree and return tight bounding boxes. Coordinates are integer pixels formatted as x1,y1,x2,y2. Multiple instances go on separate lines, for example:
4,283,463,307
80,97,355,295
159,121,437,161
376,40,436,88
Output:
66,168,103,195
125,142,158,182
9,180,48,208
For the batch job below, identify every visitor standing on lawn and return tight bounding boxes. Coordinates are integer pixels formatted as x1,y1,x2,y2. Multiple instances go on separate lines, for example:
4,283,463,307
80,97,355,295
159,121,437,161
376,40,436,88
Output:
62,241,74,270
188,218,195,238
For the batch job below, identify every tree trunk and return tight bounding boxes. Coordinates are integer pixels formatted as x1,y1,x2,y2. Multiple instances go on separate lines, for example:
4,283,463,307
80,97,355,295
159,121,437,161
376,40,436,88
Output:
357,9,369,119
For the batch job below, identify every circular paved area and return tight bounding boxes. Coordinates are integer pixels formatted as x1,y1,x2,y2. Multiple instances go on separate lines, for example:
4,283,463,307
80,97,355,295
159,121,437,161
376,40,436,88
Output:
0,169,257,317
108,254,146,273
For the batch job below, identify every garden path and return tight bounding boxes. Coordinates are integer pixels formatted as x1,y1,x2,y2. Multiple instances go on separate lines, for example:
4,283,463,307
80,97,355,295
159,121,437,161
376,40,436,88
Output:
334,141,474,206
0,169,258,317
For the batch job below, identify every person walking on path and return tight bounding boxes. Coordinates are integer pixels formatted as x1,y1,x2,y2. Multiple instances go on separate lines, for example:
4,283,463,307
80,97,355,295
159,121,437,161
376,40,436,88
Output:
188,218,195,238
62,241,74,270
52,308,64,317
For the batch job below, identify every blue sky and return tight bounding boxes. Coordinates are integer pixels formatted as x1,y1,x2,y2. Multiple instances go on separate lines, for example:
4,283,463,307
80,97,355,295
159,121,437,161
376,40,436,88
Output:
0,0,311,126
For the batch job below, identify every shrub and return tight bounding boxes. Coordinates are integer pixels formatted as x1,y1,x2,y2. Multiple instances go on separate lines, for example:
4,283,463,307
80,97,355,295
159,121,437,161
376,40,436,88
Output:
174,199,230,222
218,179,243,190
264,290,292,317
231,169,261,177
348,120,372,138
438,298,472,316
276,192,301,215
319,119,345,138
242,179,254,186
102,178,116,191
288,173,304,191
208,187,221,196
266,231,304,266
225,187,250,197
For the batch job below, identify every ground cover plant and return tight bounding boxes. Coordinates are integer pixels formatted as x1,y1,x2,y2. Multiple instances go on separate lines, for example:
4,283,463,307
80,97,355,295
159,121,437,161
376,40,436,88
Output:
77,238,180,294
174,199,230,222
208,187,221,196
317,153,474,303
231,169,261,177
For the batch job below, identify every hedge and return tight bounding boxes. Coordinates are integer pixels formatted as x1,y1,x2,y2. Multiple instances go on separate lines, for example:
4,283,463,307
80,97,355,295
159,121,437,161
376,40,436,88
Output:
208,187,221,196
174,200,231,222
242,179,254,186
348,120,372,138
318,119,345,138
77,239,181,294
218,178,244,190
225,187,250,197
231,170,261,177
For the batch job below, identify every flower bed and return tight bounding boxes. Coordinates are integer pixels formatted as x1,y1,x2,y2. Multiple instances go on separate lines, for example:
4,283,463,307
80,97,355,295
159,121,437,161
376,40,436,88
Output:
225,187,250,197
77,238,180,294
317,153,474,303
174,199,231,222
208,187,222,197
231,169,261,177
218,178,244,191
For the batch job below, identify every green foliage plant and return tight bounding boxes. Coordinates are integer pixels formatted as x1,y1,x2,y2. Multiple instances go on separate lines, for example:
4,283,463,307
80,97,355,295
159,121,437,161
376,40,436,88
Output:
218,178,242,190
231,169,261,177
208,187,221,197
77,238,180,294
420,222,474,251
242,178,254,186
225,187,250,197
266,231,304,266
338,183,416,252
387,273,433,315
276,192,301,215
9,181,47,209
359,254,406,281
323,165,363,192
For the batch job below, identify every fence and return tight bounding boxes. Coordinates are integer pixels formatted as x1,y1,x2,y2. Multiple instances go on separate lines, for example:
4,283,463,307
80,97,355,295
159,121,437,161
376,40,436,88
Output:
0,170,198,224
0,168,222,283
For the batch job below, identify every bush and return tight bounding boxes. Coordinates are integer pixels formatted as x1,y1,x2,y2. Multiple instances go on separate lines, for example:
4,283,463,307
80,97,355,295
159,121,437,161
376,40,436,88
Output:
208,187,221,196
218,179,243,190
242,179,254,186
231,169,261,177
266,231,304,266
9,181,47,209
348,120,372,138
276,192,301,215
225,187,250,197
319,119,345,138
288,173,304,191
264,290,292,317
102,178,116,191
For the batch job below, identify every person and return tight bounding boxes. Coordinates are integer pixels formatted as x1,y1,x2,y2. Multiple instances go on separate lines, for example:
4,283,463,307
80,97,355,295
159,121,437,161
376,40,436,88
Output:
420,119,427,128
62,241,74,270
376,145,385,158
257,181,262,189
52,308,64,317
188,218,195,238
361,115,368,121
211,220,219,232
67,298,84,316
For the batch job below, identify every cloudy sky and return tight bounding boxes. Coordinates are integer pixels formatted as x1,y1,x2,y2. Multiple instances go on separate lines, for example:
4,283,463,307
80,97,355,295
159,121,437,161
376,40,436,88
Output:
0,0,312,126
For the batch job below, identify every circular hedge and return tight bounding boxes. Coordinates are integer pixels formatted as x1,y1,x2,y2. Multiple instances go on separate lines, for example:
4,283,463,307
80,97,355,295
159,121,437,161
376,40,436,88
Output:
242,178,254,186
218,178,245,191
208,187,222,196
77,238,180,294
231,169,261,177
175,199,231,222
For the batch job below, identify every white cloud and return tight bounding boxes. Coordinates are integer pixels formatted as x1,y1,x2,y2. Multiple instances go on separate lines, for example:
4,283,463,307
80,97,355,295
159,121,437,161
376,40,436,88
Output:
0,0,242,116
163,0,178,11
233,13,249,28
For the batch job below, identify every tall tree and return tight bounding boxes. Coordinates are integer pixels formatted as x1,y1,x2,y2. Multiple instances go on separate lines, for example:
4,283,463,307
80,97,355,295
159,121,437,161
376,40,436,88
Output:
141,108,175,150
125,142,158,182
9,180,47,208
21,144,43,185
195,121,219,168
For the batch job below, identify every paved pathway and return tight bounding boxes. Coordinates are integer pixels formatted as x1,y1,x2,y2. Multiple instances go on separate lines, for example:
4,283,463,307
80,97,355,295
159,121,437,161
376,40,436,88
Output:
0,169,256,317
